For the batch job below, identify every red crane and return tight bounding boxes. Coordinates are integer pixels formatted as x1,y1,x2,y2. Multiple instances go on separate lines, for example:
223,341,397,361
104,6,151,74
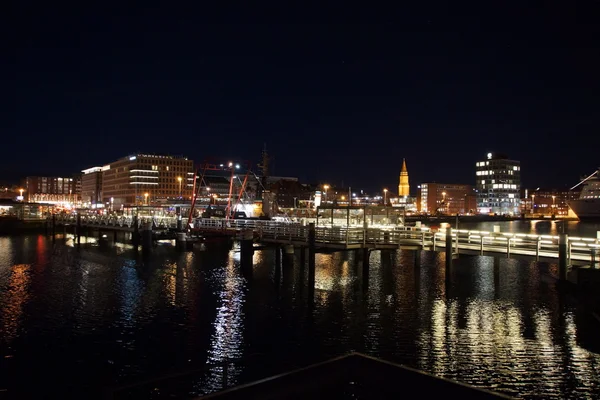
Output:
186,159,254,229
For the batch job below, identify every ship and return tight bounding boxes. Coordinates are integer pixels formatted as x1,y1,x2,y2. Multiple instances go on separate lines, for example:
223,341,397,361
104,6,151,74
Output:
568,168,600,220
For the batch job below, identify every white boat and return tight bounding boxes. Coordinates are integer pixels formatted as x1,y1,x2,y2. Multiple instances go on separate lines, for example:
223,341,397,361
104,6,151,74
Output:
568,168,600,220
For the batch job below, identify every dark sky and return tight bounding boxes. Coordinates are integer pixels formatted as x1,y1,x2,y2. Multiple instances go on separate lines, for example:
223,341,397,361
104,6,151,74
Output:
8,3,600,191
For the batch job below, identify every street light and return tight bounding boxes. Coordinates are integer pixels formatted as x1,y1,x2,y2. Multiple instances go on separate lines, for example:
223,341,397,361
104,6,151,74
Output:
144,192,149,206
383,188,388,205
531,194,535,213
323,184,329,203
177,176,182,199
552,195,556,215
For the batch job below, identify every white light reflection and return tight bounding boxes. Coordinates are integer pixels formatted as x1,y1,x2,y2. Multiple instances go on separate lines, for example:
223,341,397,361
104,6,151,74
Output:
204,252,246,391
532,309,560,394
563,312,597,392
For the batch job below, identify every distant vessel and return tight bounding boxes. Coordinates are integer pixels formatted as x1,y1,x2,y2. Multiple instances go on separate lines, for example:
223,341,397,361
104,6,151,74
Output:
568,168,600,220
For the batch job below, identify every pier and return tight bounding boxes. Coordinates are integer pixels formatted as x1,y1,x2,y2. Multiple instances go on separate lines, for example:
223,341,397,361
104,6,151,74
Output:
49,214,600,266
190,218,599,265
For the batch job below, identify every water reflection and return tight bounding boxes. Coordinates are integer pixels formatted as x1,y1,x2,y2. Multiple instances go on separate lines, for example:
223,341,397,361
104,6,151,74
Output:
1,235,600,399
0,264,32,346
204,250,246,391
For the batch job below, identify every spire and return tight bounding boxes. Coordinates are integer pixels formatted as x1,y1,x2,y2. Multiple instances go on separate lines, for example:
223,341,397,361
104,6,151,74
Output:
398,158,410,197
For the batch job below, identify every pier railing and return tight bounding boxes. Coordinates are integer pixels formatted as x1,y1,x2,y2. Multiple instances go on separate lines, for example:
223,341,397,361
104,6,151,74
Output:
50,215,599,263
192,219,599,263
50,214,179,229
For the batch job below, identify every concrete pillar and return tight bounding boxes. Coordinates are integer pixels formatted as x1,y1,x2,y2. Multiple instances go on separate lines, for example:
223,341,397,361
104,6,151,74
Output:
559,233,569,281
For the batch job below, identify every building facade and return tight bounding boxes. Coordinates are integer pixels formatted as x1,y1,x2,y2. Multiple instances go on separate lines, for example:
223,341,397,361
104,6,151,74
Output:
417,183,477,215
475,152,521,215
25,176,79,204
520,187,579,217
101,154,194,207
398,158,410,197
81,166,107,207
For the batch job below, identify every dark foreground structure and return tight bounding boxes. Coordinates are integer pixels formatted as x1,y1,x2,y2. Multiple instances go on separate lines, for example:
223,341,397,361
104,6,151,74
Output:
111,353,513,399
200,353,512,399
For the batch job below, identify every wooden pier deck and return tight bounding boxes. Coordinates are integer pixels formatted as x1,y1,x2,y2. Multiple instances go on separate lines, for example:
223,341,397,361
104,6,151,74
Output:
49,214,600,265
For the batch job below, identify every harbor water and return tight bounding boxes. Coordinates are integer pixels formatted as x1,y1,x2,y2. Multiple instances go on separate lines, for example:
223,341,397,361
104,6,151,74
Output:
1,221,600,399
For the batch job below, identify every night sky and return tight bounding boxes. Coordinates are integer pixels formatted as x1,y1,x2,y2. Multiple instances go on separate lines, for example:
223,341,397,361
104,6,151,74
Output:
9,3,600,191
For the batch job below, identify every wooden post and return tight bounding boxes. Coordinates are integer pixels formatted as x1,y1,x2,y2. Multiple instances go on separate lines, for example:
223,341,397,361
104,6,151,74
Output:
76,214,81,245
308,223,316,306
362,248,370,282
308,222,316,281
275,246,281,268
132,215,139,247
240,230,254,275
455,229,459,255
445,227,453,270
141,220,153,253
346,206,350,228
300,246,306,268
559,233,568,281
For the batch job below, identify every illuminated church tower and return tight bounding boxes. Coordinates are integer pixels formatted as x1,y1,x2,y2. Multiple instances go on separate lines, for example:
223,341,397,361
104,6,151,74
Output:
398,158,410,197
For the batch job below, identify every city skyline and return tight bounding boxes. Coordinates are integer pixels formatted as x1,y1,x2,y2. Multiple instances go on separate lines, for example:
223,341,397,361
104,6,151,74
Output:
2,149,593,194
10,3,600,189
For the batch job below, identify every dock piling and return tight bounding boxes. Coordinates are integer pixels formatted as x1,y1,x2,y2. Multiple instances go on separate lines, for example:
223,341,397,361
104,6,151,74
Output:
308,223,316,287
559,233,569,280
76,214,81,245
240,230,254,274
445,228,453,270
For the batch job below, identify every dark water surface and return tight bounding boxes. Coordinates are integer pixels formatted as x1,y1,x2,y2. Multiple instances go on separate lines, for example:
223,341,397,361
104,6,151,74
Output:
1,233,600,399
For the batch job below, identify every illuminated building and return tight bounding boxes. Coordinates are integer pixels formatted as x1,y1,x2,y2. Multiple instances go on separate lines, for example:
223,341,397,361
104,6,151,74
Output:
520,187,579,217
101,154,194,206
475,152,521,215
398,158,410,197
81,166,107,207
417,183,477,215
267,178,313,208
25,176,79,204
